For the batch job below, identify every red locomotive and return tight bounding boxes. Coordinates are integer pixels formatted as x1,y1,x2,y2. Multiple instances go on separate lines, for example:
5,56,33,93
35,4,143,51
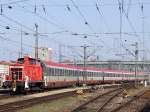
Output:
3,56,147,93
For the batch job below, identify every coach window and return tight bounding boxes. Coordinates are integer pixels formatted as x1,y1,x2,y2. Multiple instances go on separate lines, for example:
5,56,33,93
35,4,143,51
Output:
86,71,88,76
54,68,56,76
92,72,93,77
59,68,61,76
78,71,80,77
73,70,76,76
61,69,63,76
72,70,74,77
50,68,53,75
64,69,66,76
91,72,93,77
60,69,62,76
67,70,69,75
55,68,57,76
54,68,57,76
71,70,73,76
62,69,64,76
90,72,94,77
68,70,70,76
67,70,69,76
98,72,100,76
104,73,106,77
89,72,93,77
90,72,91,77
59,69,61,76
65,69,68,76
70,70,72,76
55,68,58,76
86,71,88,77
57,68,59,76
50,68,52,75
107,73,109,77
51,68,53,76
97,72,99,76
58,69,60,76
95,72,97,76
87,71,89,77
74,70,77,77
96,72,98,77
80,71,82,77
48,68,51,75
73,70,75,76
95,72,97,77
76,71,79,77
73,70,75,77
113,74,115,77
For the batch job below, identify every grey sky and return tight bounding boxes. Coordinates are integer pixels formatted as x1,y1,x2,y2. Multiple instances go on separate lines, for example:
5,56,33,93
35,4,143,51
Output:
0,0,150,61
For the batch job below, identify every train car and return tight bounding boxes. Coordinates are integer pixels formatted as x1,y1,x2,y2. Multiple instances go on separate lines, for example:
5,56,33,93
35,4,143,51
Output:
0,61,10,88
4,56,147,93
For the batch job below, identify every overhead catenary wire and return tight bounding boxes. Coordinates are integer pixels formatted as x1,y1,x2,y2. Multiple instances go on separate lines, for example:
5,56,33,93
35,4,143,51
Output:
136,0,146,60
120,0,150,57
0,0,150,61
126,0,132,17
1,0,30,5
93,0,111,32
0,21,29,34
70,0,110,48
15,2,72,32
69,0,96,33
7,2,150,7
1,14,35,33
0,35,33,48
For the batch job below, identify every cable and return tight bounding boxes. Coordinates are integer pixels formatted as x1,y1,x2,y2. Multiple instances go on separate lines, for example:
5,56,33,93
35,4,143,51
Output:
70,0,95,32
121,0,150,57
6,2,150,7
0,35,34,48
15,2,71,32
1,14,35,32
2,0,30,5
126,0,132,17
94,0,111,32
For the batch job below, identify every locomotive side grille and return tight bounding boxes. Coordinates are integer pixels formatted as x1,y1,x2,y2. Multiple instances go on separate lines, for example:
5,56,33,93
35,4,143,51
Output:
11,68,23,81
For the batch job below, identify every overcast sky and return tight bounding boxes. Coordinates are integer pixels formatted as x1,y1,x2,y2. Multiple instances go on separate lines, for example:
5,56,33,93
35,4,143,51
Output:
0,0,150,62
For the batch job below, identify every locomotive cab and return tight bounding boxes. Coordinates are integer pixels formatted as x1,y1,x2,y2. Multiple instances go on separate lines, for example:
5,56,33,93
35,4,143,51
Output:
10,56,42,93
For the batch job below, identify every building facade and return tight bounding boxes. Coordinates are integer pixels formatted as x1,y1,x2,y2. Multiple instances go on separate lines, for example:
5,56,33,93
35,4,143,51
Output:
38,47,52,61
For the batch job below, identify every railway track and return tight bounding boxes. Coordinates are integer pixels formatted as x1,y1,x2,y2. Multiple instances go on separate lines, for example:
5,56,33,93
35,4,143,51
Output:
110,88,150,112
0,94,13,100
0,91,76,112
0,84,121,112
71,88,123,112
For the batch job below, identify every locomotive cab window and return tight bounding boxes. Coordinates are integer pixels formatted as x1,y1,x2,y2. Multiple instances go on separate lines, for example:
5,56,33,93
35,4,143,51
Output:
18,58,24,64
29,58,36,65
